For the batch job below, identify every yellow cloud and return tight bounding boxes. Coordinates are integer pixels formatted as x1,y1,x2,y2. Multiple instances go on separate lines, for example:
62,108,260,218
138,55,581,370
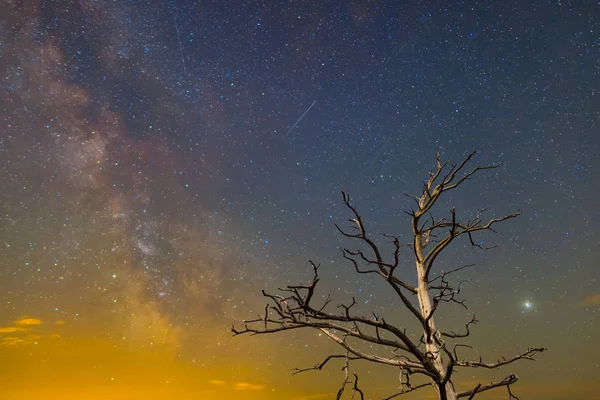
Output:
581,294,600,307
0,327,24,333
55,320,66,325
2,337,26,346
14,317,43,326
295,394,335,400
234,382,265,391
208,380,226,386
514,379,600,397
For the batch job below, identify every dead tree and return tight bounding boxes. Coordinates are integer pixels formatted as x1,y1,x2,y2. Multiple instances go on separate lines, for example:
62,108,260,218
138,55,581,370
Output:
233,152,545,400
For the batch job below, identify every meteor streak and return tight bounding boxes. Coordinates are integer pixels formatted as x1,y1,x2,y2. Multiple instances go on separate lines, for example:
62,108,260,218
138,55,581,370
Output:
283,100,317,138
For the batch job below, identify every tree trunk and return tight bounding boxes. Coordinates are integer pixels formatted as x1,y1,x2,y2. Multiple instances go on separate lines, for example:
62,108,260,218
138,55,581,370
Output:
435,381,458,400
415,234,458,400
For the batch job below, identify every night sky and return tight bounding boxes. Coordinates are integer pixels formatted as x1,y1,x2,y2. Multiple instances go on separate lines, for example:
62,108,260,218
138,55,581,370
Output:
1,0,599,399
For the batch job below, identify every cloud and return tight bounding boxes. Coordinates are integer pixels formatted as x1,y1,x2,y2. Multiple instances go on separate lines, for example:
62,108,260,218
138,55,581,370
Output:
1,333,41,346
0,327,25,333
513,380,600,398
2,337,26,346
234,382,266,391
206,380,266,391
14,317,43,326
581,294,600,307
294,394,335,400
0,317,45,345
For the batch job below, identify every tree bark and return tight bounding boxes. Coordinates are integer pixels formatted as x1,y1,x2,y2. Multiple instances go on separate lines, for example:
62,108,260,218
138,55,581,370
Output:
436,382,458,400
416,234,457,400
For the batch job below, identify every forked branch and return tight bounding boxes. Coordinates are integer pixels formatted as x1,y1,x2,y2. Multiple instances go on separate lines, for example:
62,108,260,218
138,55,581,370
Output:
456,347,546,369
441,314,478,339
293,354,361,375
457,374,519,398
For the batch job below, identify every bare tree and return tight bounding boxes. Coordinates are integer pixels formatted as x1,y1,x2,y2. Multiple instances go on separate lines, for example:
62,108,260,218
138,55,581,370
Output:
233,152,545,400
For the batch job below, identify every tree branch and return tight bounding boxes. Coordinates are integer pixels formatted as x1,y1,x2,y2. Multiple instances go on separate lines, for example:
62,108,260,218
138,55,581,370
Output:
382,383,431,399
292,354,361,375
319,328,431,374
457,374,519,398
352,372,365,400
428,264,475,284
456,347,546,369
335,353,351,400
441,315,478,339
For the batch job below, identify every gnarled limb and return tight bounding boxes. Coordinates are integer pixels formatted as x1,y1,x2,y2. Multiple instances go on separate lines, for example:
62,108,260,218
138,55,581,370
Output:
457,374,519,398
382,382,431,399
455,347,546,369
351,372,365,400
232,262,430,371
429,264,475,284
336,192,423,327
441,315,478,339
335,353,351,400
319,328,432,374
292,354,361,375
421,208,521,279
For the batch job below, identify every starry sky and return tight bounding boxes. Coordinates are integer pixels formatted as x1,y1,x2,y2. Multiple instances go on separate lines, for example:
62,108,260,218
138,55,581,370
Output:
0,0,598,399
